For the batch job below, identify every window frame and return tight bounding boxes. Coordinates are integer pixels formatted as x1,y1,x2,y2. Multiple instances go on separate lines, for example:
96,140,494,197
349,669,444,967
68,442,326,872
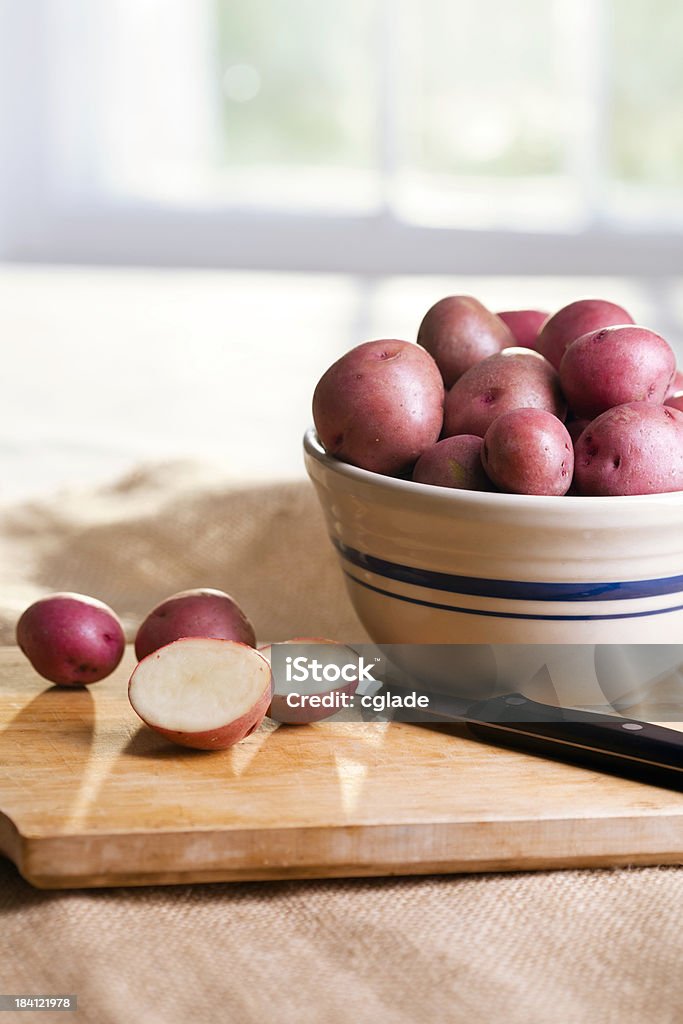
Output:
1,0,682,276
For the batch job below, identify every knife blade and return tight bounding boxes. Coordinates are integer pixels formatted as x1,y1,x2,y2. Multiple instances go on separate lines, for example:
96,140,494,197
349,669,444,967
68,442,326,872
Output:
365,680,683,789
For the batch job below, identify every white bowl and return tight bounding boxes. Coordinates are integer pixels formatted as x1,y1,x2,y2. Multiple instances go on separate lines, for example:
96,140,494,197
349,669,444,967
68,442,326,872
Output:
304,428,683,706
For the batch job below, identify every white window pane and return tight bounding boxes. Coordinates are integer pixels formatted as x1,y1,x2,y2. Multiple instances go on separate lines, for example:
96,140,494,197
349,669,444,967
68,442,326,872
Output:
609,0,683,223
212,0,381,208
399,0,564,177
58,0,381,211
392,0,583,228
215,0,377,169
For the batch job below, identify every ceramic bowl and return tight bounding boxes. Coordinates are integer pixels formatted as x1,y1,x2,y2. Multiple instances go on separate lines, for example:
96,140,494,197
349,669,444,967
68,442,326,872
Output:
304,428,683,707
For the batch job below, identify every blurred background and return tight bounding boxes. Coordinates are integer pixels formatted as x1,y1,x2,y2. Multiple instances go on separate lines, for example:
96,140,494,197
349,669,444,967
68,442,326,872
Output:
1,0,683,498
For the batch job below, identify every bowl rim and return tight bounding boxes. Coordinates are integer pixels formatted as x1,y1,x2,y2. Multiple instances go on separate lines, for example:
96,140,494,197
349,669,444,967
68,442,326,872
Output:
303,427,683,511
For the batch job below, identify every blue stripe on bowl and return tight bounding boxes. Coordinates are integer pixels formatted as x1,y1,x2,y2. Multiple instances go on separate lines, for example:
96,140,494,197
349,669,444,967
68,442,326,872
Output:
344,572,683,622
333,539,683,603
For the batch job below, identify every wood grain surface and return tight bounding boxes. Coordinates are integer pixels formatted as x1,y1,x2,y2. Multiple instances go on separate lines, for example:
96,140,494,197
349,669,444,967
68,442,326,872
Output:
1,647,682,889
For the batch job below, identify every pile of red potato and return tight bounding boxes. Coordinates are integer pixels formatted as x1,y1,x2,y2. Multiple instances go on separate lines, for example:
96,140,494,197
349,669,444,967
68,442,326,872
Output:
313,296,683,497
16,589,343,751
16,298,683,754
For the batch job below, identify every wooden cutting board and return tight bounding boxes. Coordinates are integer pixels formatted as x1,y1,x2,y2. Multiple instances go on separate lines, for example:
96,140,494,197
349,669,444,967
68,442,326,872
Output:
1,646,682,889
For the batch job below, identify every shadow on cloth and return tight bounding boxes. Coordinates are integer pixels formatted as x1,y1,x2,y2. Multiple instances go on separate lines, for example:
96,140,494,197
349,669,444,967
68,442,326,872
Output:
0,462,367,645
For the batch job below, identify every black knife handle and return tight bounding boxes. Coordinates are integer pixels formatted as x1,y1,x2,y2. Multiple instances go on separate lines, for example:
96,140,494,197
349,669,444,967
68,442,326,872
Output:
465,693,683,785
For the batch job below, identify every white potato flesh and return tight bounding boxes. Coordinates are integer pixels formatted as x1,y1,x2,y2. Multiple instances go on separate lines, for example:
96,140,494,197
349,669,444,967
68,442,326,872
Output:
130,639,270,733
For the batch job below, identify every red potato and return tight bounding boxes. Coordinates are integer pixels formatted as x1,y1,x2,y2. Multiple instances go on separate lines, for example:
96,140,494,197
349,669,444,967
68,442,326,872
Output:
574,403,683,496
128,638,272,750
313,339,444,475
412,435,493,491
665,392,683,413
497,309,548,350
481,409,574,496
537,299,634,370
417,296,514,388
16,592,125,686
443,348,566,438
259,639,358,725
559,325,675,420
135,588,255,661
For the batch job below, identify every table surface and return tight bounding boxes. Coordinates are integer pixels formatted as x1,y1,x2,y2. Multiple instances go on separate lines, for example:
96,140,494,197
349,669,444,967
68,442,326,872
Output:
2,645,682,890
1,264,682,502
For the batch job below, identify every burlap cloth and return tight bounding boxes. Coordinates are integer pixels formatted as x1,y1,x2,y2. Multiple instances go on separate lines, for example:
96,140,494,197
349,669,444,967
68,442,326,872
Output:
1,463,682,1024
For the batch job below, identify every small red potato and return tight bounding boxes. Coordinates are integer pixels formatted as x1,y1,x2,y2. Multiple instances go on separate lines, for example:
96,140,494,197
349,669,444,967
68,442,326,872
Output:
574,403,683,496
417,296,514,387
559,325,675,420
443,348,565,438
537,299,634,370
128,638,272,750
259,639,358,725
482,409,574,496
497,309,548,350
135,588,255,661
412,435,493,491
16,592,125,686
313,339,444,475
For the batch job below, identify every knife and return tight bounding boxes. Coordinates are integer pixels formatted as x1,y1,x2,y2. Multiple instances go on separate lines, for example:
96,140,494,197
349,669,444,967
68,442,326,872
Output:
364,680,683,790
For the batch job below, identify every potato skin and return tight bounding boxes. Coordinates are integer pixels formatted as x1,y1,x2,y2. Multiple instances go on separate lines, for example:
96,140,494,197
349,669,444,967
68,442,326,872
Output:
313,339,444,474
481,409,574,496
16,592,125,686
443,348,566,438
260,638,358,725
497,309,548,350
412,435,493,491
537,299,634,370
417,296,514,387
559,325,675,420
268,679,357,725
135,589,255,661
574,403,683,496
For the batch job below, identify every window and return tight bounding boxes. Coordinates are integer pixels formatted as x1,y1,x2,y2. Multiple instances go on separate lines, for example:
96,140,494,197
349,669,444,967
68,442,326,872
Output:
1,0,682,273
